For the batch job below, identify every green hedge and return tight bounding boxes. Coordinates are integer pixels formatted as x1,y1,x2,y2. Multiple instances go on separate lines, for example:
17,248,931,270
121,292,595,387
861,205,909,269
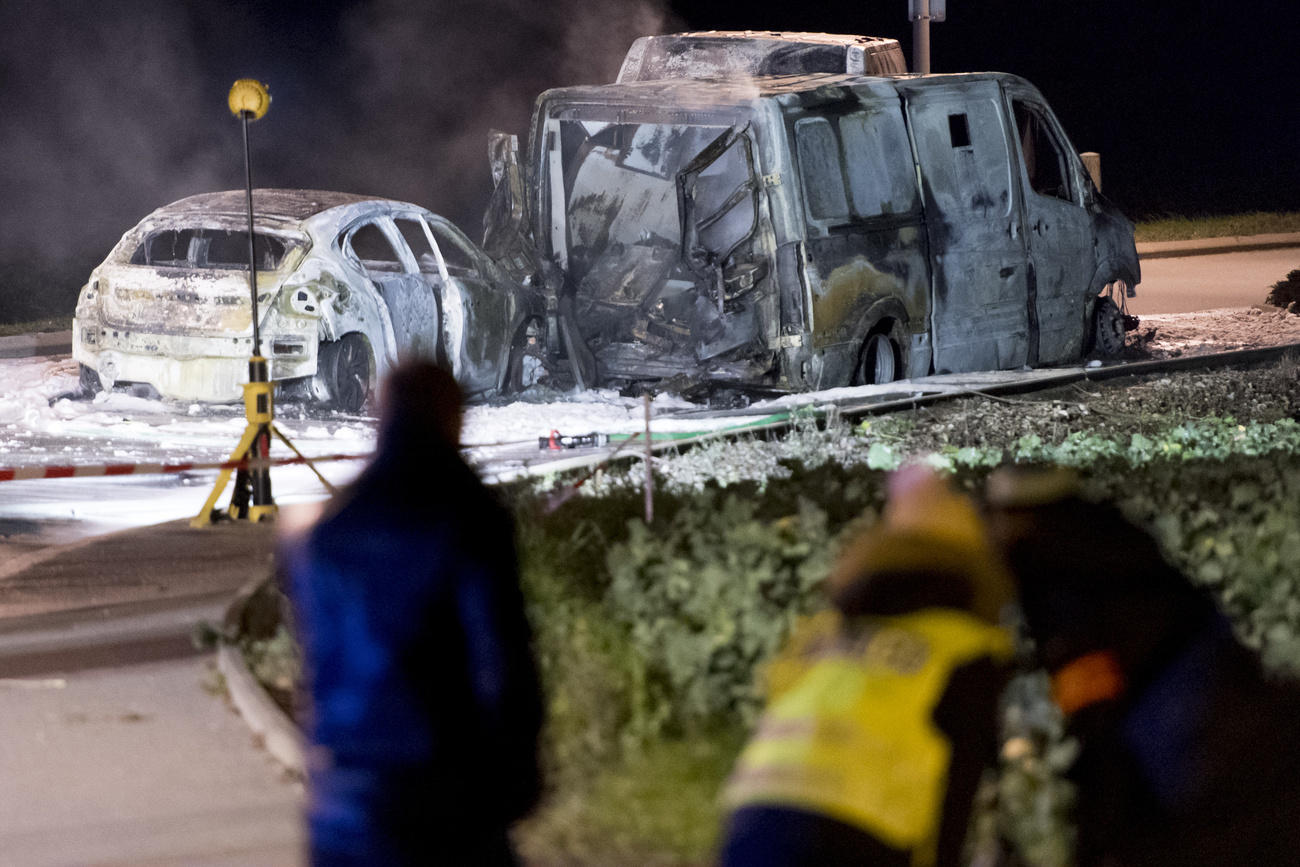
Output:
515,418,1300,864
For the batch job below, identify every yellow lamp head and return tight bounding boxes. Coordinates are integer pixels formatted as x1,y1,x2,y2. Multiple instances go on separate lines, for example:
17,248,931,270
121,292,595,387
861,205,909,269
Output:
228,79,270,120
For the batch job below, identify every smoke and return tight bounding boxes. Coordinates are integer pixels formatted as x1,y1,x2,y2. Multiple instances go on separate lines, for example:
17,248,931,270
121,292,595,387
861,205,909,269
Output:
0,0,678,315
328,0,680,233
0,0,229,283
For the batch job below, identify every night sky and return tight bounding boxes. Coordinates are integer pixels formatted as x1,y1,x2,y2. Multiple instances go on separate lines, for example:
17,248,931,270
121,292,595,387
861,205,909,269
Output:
1,0,1296,319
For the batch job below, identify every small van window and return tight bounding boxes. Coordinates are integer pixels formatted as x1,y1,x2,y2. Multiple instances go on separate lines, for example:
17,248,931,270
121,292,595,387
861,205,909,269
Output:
840,110,919,217
1014,101,1072,202
795,118,850,222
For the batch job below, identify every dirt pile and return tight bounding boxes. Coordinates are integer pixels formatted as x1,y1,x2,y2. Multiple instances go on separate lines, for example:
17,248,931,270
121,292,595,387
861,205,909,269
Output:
1131,306,1300,359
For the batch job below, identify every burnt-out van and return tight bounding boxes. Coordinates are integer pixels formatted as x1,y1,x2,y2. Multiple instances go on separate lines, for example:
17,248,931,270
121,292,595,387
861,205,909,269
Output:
485,31,1139,394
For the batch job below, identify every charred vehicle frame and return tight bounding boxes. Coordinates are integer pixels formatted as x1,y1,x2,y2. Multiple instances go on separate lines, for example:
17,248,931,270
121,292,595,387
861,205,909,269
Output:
484,31,1140,397
74,190,544,412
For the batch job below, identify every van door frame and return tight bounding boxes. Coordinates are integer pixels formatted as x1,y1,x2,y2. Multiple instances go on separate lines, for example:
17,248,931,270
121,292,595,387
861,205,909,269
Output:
1001,81,1098,366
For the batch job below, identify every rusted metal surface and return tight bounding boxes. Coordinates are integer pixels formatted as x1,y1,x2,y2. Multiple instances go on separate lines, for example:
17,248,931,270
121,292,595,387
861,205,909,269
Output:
487,34,1139,398
74,191,542,410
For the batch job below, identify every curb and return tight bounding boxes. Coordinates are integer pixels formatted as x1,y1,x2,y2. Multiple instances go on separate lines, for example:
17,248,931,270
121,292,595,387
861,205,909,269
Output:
1137,232,1300,260
0,330,72,359
217,581,306,777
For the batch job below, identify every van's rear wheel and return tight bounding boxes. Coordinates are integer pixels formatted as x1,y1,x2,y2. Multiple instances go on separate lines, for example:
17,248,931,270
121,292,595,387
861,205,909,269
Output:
855,331,900,385
318,333,373,413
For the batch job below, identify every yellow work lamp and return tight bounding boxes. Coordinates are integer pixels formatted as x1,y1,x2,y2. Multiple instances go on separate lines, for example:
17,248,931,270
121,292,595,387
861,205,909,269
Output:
228,78,270,120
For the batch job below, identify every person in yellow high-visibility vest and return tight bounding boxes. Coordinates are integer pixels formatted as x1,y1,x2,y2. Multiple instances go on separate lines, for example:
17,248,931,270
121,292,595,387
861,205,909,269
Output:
720,466,1016,867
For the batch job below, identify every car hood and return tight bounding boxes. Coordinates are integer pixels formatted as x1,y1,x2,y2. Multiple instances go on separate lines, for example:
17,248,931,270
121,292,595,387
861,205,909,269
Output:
91,263,284,337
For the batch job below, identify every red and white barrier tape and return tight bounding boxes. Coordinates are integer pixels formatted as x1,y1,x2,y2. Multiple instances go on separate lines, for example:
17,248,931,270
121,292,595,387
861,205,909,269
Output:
0,452,371,483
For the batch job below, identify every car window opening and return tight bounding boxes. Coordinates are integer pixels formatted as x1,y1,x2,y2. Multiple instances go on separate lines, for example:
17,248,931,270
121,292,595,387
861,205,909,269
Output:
131,228,291,271
349,223,405,274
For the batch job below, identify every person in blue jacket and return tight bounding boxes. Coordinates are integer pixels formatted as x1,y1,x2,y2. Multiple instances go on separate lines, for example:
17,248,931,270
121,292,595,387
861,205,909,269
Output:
985,466,1300,866
283,360,542,866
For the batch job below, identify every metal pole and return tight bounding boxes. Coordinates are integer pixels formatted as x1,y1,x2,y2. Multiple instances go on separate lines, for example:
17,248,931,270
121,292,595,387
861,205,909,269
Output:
241,110,261,358
643,393,654,524
913,0,931,74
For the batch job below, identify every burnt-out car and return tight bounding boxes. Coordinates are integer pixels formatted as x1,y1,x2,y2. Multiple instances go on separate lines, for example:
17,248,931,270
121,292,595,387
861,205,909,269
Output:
485,31,1140,395
73,190,544,411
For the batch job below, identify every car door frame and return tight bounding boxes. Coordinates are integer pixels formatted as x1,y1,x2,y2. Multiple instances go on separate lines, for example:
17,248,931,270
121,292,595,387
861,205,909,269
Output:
338,213,435,365
423,213,513,394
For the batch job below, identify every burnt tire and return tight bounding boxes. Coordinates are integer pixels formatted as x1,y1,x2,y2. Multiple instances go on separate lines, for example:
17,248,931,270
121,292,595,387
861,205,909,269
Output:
317,333,373,413
502,320,546,395
78,363,102,396
1089,297,1126,358
855,330,900,385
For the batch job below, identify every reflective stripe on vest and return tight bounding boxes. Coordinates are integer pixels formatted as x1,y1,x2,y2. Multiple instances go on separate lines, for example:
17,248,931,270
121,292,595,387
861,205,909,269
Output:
723,608,1012,864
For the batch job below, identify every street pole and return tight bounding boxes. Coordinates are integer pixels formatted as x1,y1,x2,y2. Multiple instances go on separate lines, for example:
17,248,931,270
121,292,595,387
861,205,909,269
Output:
913,0,931,74
240,109,261,357
192,79,278,525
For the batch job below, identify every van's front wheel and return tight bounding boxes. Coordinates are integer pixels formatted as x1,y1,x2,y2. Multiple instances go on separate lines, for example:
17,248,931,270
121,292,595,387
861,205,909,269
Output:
1089,296,1127,358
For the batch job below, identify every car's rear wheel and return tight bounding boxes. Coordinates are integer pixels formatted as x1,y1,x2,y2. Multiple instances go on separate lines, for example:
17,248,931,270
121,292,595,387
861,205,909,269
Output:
502,319,546,395
78,363,102,396
317,333,373,413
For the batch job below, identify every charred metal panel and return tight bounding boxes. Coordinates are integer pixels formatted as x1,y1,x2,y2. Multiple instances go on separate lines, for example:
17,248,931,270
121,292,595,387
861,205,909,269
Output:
780,81,930,385
75,191,538,404
483,132,540,284
806,236,926,342
904,80,1030,373
506,51,1140,396
1092,203,1141,289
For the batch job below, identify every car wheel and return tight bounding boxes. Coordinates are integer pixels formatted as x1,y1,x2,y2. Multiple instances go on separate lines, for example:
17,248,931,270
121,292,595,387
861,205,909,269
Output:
78,363,102,396
318,333,372,413
502,319,546,395
855,329,900,385
1090,296,1126,357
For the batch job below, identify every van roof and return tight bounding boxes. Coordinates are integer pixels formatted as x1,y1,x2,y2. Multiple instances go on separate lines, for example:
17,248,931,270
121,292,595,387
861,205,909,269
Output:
539,71,1018,114
617,31,907,82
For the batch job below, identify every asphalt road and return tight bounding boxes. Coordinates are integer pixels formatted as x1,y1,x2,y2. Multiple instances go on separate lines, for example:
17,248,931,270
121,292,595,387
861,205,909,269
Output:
1129,247,1299,315
0,521,303,866
0,652,303,865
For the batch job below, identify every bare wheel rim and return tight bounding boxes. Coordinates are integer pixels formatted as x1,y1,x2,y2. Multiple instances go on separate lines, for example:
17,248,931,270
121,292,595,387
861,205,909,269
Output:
864,333,897,384
1093,298,1126,356
334,336,370,411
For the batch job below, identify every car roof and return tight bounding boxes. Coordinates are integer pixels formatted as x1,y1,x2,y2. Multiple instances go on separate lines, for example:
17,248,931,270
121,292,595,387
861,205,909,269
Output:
153,189,382,222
